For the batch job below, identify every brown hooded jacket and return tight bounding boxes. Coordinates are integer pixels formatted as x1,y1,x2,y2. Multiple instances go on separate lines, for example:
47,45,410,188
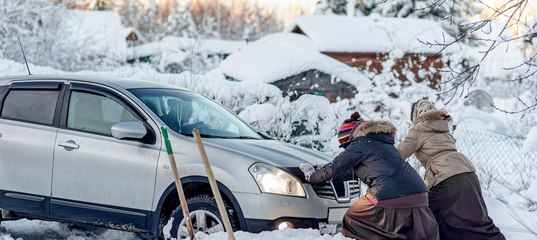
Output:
398,109,476,188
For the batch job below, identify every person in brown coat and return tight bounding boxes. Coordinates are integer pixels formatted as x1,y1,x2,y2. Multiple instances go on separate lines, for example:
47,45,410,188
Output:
398,99,505,240
301,112,439,240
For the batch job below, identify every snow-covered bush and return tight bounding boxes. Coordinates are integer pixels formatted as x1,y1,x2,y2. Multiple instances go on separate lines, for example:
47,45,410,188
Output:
240,95,341,153
524,127,537,153
0,0,122,71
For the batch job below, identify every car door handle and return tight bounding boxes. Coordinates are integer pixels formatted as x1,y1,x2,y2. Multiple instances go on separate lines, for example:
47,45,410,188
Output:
58,140,79,151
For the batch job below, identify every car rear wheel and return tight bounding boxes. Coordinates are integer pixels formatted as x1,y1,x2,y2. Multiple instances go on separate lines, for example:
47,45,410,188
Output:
168,194,238,239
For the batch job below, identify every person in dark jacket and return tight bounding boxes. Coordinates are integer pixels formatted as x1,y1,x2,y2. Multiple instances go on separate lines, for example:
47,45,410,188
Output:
300,112,439,240
398,99,505,240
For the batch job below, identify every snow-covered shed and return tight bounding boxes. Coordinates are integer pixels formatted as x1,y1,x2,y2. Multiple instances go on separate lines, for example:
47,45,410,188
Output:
70,10,138,62
122,27,146,47
287,15,448,85
219,33,371,102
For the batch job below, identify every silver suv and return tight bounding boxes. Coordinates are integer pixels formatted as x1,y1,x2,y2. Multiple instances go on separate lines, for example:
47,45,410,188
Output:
0,75,359,239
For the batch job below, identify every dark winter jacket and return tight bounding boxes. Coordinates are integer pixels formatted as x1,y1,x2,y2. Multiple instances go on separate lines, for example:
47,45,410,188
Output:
309,120,428,200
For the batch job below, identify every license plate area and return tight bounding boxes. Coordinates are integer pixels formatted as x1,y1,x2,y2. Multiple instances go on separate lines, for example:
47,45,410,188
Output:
327,207,348,223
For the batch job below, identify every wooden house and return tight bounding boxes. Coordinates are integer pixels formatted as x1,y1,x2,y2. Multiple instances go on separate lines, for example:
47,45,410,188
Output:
287,15,447,88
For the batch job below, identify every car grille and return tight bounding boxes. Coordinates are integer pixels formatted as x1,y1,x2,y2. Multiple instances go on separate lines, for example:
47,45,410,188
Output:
312,180,361,202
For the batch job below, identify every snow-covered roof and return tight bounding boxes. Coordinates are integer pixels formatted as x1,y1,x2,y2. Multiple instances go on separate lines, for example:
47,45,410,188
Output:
127,37,246,60
219,38,371,87
256,32,318,51
286,15,450,54
70,10,127,61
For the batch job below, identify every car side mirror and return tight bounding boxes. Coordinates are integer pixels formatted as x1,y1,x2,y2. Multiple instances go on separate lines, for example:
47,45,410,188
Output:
111,122,147,140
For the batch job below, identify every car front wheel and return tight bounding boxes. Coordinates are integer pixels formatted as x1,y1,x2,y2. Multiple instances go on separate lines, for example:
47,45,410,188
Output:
168,194,238,239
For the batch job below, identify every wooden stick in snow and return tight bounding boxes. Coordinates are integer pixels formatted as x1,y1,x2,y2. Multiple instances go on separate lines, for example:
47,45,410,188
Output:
161,127,195,240
192,129,236,240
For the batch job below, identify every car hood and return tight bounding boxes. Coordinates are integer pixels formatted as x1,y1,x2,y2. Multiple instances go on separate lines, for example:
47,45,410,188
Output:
202,138,333,168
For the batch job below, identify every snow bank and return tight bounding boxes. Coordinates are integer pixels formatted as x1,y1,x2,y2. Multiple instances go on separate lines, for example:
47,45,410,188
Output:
484,197,537,239
196,229,350,240
219,39,371,87
524,126,537,153
1,219,139,240
287,15,450,54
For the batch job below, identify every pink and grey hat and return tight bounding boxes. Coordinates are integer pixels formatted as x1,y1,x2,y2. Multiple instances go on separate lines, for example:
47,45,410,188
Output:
338,112,363,147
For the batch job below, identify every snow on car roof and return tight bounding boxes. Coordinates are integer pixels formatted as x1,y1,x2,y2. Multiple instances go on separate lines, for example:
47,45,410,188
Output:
286,15,450,54
219,39,371,87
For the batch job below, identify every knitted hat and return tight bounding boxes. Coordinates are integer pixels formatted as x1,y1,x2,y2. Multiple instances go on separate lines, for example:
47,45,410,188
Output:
338,112,363,147
411,99,435,122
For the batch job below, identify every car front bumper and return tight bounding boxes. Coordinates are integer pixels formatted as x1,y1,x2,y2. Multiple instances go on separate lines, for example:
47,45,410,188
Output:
234,184,356,232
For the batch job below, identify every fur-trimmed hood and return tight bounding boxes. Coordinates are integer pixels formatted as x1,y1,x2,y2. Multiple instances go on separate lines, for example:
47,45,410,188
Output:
353,120,397,138
414,109,453,123
413,109,452,132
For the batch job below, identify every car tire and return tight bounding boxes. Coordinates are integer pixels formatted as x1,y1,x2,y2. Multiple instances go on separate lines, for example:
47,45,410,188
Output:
166,194,238,239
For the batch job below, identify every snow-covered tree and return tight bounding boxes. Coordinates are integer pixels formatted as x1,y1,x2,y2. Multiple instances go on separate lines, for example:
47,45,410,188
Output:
0,0,121,71
523,17,537,63
157,2,198,39
199,15,220,39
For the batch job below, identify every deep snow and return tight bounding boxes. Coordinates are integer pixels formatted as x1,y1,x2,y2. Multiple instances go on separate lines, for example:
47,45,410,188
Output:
1,197,535,239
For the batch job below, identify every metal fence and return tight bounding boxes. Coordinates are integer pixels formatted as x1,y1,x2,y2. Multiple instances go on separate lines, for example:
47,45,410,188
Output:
456,130,537,192
408,130,537,193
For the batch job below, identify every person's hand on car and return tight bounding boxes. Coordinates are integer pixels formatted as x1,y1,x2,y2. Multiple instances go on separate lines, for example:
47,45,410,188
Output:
299,163,316,182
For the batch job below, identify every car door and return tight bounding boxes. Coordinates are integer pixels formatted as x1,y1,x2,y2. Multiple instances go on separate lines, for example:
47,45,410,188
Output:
0,81,64,216
50,82,160,228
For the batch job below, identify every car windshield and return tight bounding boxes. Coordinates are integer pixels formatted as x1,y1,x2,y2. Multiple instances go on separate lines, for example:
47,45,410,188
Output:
130,88,263,139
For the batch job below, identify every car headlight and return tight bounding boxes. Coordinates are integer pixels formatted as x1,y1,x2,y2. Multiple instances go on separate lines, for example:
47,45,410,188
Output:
249,163,306,197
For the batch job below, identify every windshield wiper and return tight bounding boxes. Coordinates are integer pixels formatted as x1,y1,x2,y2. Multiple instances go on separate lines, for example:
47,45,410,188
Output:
237,136,259,139
183,133,221,138
183,133,260,139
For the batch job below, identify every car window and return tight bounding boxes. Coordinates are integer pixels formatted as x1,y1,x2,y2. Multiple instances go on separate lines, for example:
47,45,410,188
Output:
67,91,141,136
130,88,262,139
1,90,59,125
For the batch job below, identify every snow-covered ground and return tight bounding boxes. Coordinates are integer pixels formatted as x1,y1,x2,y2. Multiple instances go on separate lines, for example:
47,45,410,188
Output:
1,197,535,239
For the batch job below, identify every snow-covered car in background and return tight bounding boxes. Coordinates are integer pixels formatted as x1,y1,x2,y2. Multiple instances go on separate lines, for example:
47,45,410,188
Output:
0,75,359,239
